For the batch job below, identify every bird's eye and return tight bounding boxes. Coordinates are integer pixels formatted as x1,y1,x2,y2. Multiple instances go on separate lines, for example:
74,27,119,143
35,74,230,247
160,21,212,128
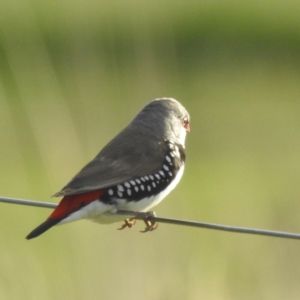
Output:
182,117,190,132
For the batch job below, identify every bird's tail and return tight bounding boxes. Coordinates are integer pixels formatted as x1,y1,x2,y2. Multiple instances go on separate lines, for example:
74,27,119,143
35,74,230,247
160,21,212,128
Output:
26,190,105,240
26,219,62,240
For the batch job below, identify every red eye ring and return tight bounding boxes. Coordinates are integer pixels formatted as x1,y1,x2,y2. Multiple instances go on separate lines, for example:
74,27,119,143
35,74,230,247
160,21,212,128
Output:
182,117,190,132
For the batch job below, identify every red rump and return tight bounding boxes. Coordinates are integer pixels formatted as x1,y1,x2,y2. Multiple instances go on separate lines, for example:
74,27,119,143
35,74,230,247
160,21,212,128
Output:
48,190,105,220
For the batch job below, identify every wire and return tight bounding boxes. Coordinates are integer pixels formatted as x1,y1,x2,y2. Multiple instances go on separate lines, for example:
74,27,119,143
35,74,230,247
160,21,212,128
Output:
1,196,299,240
0,196,57,209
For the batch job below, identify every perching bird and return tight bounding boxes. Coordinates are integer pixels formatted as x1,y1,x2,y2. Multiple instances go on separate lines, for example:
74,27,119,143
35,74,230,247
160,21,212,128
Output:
26,98,190,239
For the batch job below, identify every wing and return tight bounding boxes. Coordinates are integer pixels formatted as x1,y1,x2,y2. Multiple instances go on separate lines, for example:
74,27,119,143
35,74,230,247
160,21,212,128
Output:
54,124,168,197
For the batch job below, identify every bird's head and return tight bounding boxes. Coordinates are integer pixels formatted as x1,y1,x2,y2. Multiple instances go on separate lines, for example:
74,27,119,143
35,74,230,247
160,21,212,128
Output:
131,98,190,146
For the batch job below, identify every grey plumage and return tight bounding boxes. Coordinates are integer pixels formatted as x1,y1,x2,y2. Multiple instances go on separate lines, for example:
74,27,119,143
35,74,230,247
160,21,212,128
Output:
55,98,190,197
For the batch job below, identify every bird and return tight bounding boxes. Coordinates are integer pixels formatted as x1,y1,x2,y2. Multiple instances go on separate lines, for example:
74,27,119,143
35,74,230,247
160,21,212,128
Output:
26,98,190,239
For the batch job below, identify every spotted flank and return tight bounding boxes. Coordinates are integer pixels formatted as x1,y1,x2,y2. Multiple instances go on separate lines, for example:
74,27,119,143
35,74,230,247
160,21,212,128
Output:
101,140,185,204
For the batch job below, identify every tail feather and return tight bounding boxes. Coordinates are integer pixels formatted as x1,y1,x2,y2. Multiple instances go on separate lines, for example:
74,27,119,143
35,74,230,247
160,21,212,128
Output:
26,190,105,240
26,219,62,240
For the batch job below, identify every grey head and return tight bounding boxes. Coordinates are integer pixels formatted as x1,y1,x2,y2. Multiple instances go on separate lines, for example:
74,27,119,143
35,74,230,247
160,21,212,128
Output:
55,98,190,197
130,98,190,146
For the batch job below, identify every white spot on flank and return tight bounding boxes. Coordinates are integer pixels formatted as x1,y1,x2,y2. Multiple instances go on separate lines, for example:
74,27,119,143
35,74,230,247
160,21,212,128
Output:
130,180,136,185
155,174,160,180
117,185,124,192
159,170,165,177
166,156,171,163
141,177,145,182
118,191,123,198
124,182,130,188
141,185,145,191
169,172,173,177
136,179,141,184
152,182,156,188
127,189,132,196
174,145,180,158
108,189,113,196
170,152,175,157
134,186,139,192
145,175,149,181
147,186,151,192
163,165,169,171
149,175,154,180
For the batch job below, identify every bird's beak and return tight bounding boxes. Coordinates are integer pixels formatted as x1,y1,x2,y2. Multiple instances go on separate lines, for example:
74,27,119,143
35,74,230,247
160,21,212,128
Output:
186,124,191,132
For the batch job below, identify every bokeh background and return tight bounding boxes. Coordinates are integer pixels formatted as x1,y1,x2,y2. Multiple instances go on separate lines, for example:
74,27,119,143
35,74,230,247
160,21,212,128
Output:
1,1,300,299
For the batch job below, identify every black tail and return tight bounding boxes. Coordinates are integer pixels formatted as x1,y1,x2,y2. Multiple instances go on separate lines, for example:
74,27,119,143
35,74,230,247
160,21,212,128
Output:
26,219,61,240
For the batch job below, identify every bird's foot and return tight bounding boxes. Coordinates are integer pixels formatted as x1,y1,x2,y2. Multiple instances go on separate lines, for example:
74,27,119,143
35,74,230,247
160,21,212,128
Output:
117,218,136,230
140,211,158,233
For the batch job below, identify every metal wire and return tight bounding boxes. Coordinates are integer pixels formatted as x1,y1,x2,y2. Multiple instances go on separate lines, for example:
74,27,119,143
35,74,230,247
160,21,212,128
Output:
1,196,300,240
0,196,57,209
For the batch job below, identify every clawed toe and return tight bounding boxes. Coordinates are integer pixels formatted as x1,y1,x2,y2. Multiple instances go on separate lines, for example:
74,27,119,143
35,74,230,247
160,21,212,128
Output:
117,218,136,230
140,219,158,232
140,211,158,233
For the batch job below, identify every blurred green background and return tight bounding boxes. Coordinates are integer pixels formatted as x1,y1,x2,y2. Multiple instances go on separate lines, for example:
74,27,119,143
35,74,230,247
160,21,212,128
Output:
1,1,300,299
